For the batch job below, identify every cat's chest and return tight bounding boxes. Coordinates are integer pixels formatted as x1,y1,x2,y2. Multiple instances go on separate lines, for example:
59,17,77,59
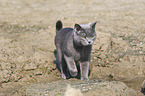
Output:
73,47,89,61
74,46,92,61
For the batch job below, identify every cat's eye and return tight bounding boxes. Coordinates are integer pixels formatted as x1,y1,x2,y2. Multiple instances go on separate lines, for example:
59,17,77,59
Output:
91,36,95,38
82,36,86,39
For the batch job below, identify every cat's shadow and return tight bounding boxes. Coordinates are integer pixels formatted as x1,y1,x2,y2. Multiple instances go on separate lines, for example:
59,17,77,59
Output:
53,49,61,72
141,88,145,95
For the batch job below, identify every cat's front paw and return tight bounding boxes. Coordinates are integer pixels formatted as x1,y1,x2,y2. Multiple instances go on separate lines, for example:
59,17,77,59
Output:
81,77,89,81
61,73,66,79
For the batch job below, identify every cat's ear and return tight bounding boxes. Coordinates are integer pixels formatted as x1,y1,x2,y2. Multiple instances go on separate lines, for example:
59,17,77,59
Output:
74,24,82,31
90,21,97,29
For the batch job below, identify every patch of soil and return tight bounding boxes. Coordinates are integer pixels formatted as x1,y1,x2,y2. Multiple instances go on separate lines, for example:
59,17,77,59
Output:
12,80,142,96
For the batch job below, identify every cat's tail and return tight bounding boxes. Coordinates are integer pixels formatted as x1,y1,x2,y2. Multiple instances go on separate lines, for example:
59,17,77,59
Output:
56,20,63,33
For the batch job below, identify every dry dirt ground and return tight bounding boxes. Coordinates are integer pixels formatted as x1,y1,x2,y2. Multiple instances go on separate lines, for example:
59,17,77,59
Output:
0,0,145,95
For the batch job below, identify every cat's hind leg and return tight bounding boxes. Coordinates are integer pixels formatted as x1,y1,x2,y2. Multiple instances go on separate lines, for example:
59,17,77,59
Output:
56,48,70,79
61,58,70,79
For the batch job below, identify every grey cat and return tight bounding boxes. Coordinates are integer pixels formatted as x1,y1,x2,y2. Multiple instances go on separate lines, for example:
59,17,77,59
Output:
54,20,97,80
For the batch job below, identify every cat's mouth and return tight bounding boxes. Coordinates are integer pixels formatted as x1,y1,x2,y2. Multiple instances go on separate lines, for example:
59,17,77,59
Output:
81,41,93,46
87,43,93,46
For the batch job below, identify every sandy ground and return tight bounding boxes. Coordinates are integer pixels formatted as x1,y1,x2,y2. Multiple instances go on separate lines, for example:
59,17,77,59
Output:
0,0,145,95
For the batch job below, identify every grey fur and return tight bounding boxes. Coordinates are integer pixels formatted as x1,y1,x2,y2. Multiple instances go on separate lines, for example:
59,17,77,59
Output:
54,20,97,80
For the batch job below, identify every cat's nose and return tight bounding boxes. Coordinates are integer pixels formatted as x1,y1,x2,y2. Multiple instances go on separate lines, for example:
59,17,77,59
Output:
88,41,91,44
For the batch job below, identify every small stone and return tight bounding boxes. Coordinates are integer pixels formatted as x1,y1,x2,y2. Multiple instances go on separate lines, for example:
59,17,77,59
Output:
108,74,114,78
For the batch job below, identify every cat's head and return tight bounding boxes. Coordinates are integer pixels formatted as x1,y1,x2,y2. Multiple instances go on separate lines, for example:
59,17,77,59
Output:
73,21,97,46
